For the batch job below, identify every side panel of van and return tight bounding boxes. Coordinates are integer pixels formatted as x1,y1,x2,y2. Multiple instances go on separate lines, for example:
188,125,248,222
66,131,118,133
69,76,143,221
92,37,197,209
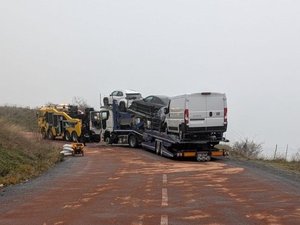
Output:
188,93,207,128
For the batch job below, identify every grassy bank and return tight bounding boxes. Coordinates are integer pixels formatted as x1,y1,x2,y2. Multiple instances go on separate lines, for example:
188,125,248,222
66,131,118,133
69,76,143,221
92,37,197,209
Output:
258,158,300,173
0,106,38,131
219,140,300,174
0,106,61,186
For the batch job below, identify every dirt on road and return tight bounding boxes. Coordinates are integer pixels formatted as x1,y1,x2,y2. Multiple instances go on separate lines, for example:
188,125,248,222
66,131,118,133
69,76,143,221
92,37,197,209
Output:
1,143,299,225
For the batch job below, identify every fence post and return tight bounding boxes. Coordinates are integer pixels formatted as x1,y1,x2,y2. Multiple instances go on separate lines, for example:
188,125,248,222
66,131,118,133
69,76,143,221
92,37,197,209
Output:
285,144,289,161
273,144,278,159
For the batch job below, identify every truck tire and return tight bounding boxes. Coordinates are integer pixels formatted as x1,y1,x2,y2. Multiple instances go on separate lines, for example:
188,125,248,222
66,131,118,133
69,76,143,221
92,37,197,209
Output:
128,135,138,148
47,130,55,140
41,129,47,139
65,131,71,141
105,136,112,144
119,102,126,112
71,132,78,142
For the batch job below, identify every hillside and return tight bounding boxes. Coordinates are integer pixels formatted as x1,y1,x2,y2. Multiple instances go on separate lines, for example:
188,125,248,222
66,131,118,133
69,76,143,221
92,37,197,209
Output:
0,106,38,131
0,106,61,186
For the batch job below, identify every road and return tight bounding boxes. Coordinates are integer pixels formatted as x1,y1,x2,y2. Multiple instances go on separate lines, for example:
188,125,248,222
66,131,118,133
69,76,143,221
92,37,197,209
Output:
1,144,300,225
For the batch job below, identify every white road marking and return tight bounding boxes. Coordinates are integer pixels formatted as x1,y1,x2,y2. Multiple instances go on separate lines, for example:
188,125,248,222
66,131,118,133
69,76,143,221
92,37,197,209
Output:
162,188,168,206
161,174,169,224
163,174,167,185
161,215,168,225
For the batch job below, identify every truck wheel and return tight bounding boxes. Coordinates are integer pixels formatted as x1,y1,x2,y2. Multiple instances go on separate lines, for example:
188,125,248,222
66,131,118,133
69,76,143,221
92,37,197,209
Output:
65,131,71,141
128,135,138,148
105,136,112,144
47,130,54,140
71,132,78,142
41,129,47,139
119,102,126,112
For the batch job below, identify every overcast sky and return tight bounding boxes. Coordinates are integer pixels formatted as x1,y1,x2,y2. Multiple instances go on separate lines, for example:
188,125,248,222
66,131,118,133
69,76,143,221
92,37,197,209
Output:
1,1,299,155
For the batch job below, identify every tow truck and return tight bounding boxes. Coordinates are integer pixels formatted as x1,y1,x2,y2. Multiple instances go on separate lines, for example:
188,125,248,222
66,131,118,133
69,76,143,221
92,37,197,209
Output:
37,104,101,142
99,101,228,161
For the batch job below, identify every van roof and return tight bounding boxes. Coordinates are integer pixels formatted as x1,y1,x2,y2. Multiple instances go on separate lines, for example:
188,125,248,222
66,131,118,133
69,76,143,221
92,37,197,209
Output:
171,92,225,98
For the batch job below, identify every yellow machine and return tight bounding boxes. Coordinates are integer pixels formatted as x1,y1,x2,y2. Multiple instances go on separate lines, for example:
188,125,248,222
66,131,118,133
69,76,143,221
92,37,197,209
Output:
37,105,82,142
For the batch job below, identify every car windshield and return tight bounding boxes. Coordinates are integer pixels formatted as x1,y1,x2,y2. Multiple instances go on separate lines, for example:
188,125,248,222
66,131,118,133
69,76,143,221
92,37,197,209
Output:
159,97,170,105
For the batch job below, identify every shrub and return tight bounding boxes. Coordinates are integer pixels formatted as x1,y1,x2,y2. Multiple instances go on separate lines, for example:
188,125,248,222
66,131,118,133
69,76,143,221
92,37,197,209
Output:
231,138,263,159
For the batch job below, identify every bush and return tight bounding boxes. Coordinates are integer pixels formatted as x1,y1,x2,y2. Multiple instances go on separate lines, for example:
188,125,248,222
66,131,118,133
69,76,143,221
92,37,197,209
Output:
231,138,263,159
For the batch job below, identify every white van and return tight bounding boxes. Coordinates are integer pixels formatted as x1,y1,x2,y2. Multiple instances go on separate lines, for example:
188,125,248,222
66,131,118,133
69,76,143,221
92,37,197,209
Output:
165,92,227,141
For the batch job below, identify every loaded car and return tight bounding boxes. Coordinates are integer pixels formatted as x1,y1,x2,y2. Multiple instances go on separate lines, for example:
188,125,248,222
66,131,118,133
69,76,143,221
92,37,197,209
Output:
103,89,142,111
129,95,170,117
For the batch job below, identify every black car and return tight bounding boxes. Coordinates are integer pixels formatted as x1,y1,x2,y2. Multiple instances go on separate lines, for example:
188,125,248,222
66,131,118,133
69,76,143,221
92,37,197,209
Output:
129,95,170,117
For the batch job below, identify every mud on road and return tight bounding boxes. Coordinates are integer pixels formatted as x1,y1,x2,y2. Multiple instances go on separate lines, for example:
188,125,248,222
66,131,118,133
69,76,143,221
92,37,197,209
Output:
1,143,300,225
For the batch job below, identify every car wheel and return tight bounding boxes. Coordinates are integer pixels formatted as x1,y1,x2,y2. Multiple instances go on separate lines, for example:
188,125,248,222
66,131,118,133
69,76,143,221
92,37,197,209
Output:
128,135,138,148
160,122,167,132
119,102,126,112
155,141,161,155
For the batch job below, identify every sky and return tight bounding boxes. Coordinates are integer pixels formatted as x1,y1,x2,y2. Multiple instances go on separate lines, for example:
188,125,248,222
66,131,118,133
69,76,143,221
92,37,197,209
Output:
0,0,300,156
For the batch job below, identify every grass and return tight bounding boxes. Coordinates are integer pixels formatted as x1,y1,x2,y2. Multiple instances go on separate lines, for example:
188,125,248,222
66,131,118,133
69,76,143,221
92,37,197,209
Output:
258,158,300,174
0,106,38,131
218,143,300,174
0,106,62,186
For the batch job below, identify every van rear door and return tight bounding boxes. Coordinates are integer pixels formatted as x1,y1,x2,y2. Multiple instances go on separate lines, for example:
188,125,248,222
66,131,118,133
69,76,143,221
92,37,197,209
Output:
205,93,226,128
188,93,226,128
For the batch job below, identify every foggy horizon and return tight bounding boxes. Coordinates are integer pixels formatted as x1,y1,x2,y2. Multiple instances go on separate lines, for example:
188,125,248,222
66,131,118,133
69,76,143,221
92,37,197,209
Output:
1,1,300,156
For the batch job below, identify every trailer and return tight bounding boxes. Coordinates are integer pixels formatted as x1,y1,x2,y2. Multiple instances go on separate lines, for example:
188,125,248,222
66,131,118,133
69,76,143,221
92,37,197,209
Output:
99,101,228,161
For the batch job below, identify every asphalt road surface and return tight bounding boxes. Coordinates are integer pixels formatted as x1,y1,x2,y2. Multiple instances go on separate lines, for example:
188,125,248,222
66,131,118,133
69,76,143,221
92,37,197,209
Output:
1,144,300,225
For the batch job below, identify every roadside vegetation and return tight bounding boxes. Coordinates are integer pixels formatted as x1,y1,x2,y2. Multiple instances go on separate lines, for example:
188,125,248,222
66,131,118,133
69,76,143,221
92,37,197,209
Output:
226,138,300,174
0,106,62,186
0,106,38,131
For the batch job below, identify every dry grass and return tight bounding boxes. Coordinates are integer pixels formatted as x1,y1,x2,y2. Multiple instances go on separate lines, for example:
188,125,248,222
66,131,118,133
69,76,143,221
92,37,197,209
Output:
219,141,300,174
0,105,38,131
260,158,300,174
0,107,62,186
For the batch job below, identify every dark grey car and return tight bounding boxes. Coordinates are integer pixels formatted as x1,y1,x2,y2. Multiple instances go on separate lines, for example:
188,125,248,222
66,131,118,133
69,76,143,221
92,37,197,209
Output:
129,95,170,117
